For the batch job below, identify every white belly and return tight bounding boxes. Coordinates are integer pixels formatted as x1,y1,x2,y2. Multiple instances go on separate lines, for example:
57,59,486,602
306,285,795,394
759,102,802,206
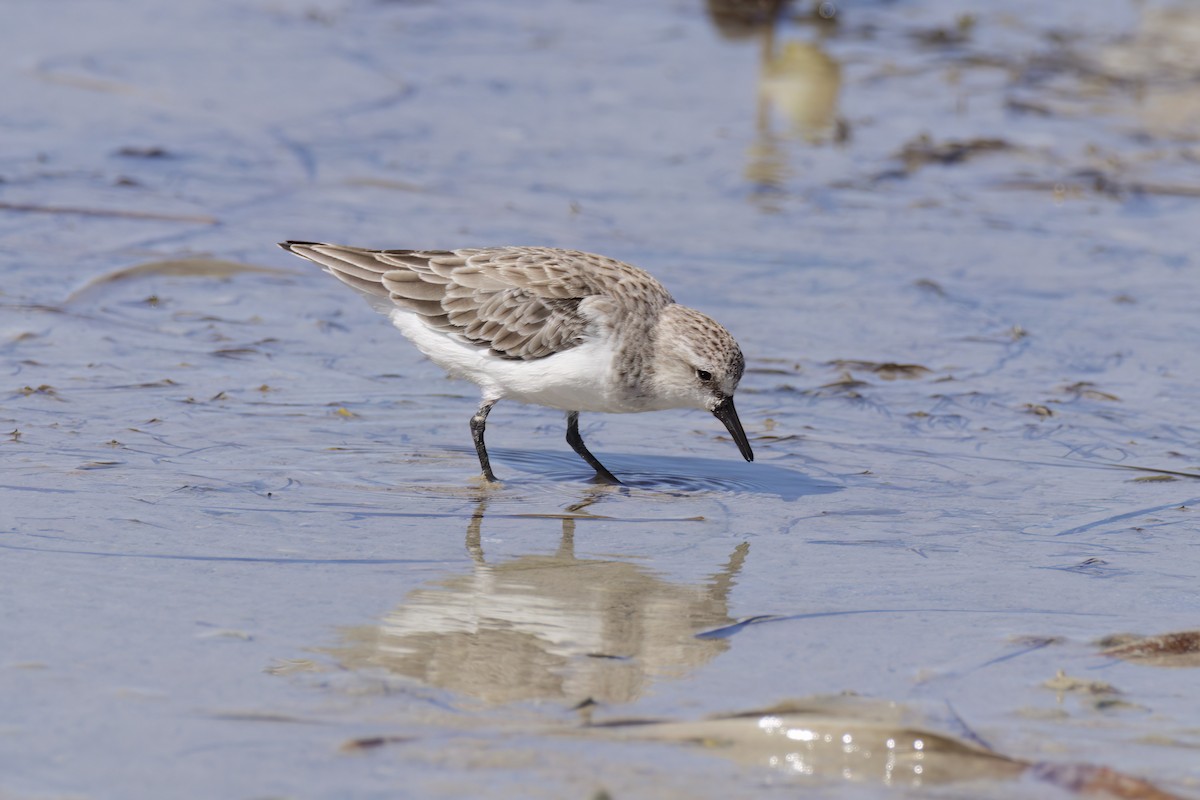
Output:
390,311,632,413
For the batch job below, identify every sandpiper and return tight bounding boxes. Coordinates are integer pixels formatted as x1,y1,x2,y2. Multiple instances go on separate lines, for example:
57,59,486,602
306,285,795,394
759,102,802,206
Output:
280,242,753,484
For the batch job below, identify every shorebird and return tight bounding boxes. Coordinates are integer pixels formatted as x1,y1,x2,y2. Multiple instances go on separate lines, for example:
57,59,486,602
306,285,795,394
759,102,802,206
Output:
280,242,753,484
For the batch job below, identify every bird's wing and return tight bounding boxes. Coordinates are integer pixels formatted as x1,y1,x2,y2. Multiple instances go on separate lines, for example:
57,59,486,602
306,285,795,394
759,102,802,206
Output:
280,243,673,360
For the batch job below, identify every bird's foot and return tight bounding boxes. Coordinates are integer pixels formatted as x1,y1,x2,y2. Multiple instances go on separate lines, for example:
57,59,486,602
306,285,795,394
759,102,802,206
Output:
475,470,502,486
590,469,623,486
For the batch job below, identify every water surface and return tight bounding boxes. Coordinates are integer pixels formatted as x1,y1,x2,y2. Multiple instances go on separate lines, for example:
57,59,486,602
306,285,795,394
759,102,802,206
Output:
3,0,1199,797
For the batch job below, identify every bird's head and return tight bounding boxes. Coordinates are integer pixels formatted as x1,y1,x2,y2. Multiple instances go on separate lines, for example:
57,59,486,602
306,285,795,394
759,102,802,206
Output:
648,305,753,461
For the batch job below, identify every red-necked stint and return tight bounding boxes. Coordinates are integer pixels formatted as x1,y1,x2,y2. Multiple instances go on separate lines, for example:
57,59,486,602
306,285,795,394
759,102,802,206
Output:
280,242,753,484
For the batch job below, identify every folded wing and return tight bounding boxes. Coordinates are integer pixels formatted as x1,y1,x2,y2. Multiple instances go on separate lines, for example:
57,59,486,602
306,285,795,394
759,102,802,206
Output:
280,242,673,361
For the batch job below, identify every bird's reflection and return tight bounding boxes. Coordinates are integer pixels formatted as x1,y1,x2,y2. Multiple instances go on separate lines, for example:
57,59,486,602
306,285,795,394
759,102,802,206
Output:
1091,4,1200,141
705,0,791,41
757,39,841,145
327,492,749,706
749,34,842,211
704,1,844,211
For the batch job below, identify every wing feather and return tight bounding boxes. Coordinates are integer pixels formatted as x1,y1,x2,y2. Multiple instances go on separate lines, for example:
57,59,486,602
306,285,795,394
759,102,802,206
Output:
383,273,447,302
279,242,674,360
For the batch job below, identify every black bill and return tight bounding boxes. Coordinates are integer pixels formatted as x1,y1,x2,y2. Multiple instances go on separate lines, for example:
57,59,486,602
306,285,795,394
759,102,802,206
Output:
712,396,754,462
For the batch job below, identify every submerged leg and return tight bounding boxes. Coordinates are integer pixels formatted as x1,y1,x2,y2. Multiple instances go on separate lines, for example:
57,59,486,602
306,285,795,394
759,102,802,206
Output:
566,411,622,485
470,398,500,483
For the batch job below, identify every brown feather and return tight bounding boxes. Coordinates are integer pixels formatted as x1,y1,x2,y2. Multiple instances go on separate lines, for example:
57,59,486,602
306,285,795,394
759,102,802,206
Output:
286,244,674,360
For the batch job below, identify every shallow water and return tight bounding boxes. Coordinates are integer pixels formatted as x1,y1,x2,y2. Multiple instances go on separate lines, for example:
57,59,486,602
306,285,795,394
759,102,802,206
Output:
3,0,1200,797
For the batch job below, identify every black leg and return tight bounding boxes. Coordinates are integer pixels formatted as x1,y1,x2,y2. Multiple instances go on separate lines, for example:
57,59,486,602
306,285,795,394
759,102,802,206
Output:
566,411,622,485
470,399,499,482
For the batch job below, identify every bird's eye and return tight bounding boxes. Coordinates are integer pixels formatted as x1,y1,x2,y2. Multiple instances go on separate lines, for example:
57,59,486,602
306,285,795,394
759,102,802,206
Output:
696,369,713,382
